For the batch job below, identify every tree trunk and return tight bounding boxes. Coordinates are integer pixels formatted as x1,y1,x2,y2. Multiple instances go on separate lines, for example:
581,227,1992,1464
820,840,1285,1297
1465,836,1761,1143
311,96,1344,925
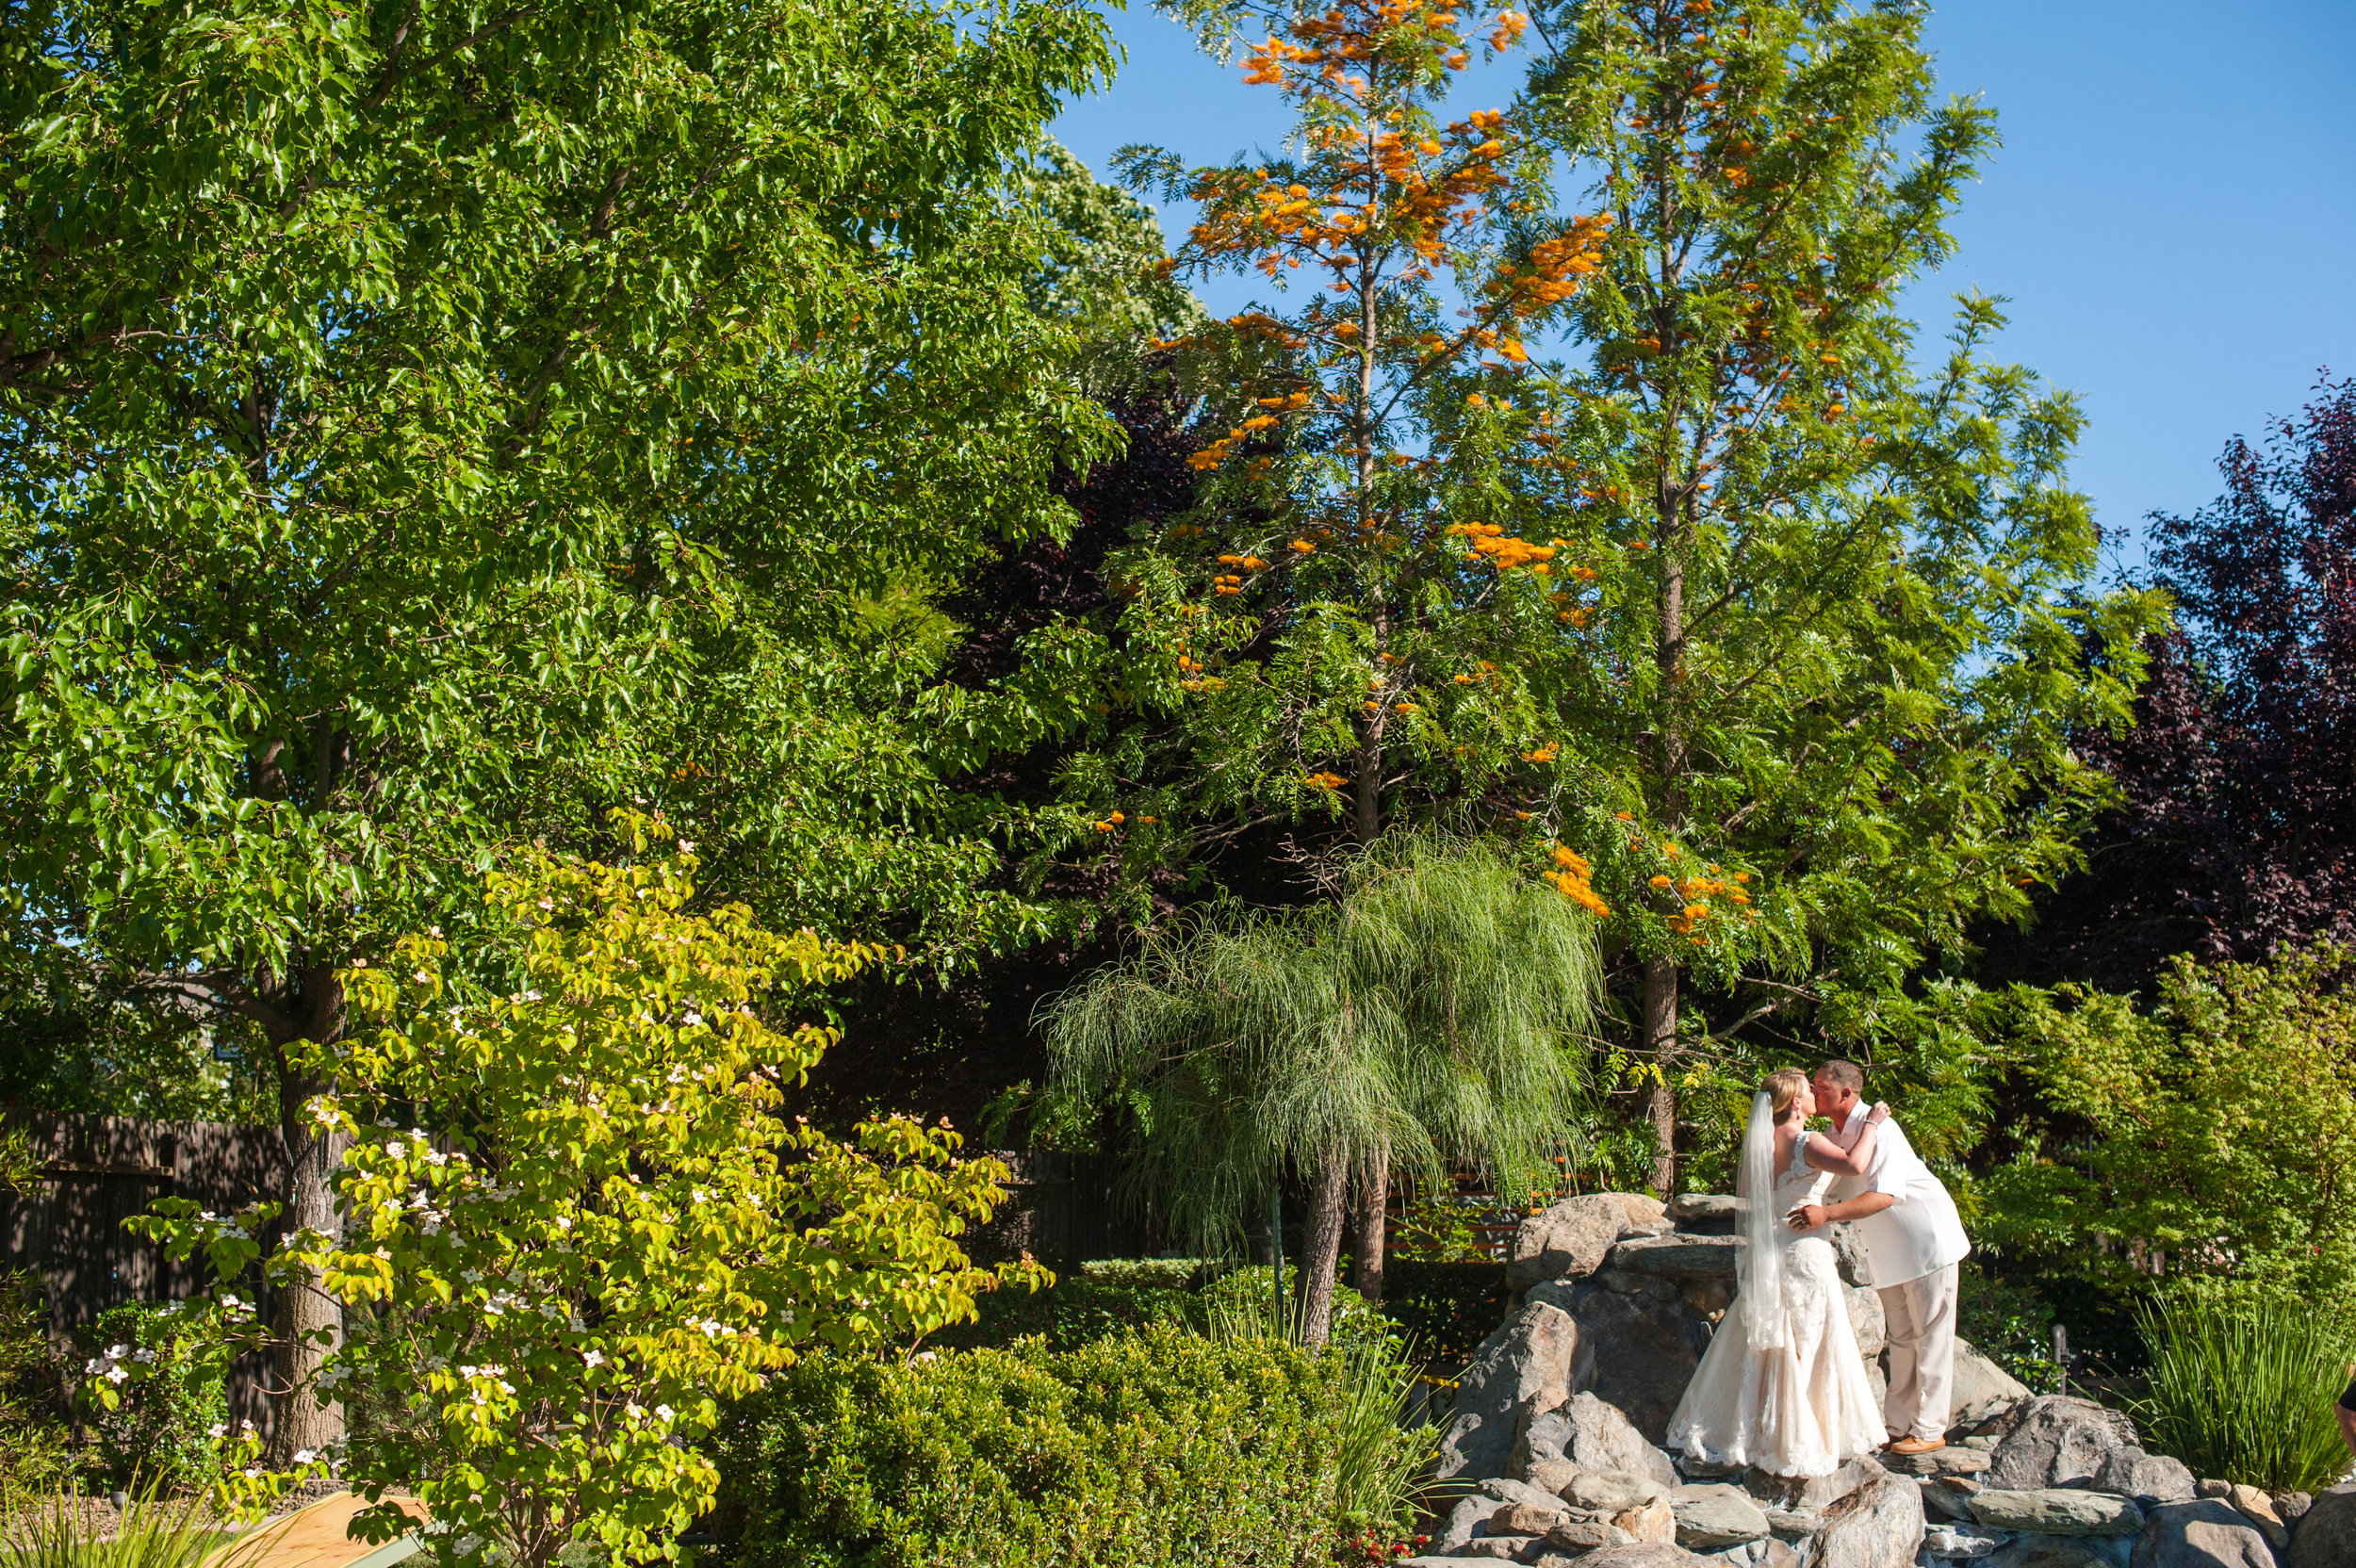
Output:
263,961,348,1464
1642,956,1678,1197
1297,1152,1351,1347
1350,1148,1387,1305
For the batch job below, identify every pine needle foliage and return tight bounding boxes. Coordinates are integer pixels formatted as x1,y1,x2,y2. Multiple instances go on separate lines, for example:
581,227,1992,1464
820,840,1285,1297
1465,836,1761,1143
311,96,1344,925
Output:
1043,837,1600,1274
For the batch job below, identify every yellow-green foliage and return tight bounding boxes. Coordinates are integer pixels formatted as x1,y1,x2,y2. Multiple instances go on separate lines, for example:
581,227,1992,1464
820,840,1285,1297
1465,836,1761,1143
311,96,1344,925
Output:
130,818,1042,1568
1987,943,2356,1306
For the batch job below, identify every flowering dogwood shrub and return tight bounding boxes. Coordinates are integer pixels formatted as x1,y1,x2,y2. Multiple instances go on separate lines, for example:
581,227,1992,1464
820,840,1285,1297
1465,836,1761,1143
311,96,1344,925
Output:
133,818,1040,1567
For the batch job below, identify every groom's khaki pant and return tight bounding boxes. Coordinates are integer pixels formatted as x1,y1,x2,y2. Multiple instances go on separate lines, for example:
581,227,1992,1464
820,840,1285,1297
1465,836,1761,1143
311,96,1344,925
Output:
1878,1263,1960,1442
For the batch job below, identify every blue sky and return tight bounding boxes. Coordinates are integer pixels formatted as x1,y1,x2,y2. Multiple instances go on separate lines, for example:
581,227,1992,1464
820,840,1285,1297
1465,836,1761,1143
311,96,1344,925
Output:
1050,0,2356,578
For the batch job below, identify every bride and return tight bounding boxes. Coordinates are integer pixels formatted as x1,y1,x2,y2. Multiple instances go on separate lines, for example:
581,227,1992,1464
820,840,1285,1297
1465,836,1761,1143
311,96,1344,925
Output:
1664,1068,1890,1478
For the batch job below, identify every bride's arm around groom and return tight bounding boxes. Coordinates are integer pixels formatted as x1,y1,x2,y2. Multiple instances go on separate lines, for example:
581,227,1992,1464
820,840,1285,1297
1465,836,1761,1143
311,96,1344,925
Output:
1788,1059,1973,1457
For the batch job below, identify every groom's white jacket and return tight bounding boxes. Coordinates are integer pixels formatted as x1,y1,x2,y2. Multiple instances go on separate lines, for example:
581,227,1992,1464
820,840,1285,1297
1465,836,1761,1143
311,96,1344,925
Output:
1826,1105,1971,1288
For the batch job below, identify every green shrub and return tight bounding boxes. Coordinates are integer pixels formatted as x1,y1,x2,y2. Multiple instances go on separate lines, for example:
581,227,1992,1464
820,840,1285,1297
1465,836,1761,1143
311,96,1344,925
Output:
77,1301,228,1488
1955,1263,2062,1392
2133,1287,2354,1494
926,1259,1205,1351
1,1269,74,1505
712,1320,1429,1568
0,1477,265,1568
1378,1261,1513,1364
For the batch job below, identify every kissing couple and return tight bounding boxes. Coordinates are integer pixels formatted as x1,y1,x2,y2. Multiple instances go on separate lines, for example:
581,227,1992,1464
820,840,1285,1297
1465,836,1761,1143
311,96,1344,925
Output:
1664,1060,1972,1478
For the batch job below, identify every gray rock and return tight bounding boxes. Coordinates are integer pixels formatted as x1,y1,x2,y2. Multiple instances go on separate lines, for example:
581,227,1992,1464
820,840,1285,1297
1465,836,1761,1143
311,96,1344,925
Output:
2193,1481,2231,1501
1531,1391,1686,1491
1807,1475,1926,1568
1760,1504,1823,1541
1829,1221,1876,1287
2273,1490,2311,1524
1488,1476,1582,1512
1460,1535,1542,1560
1513,1194,1658,1288
1745,1454,1891,1511
1441,1494,1494,1551
2089,1449,2194,1507
1546,1519,1630,1552
1495,1501,1574,1536
1759,1542,1800,1568
1670,1485,1770,1548
1984,1398,2141,1492
2127,1499,2273,1568
2221,1484,2285,1549
1923,1524,2009,1560
1683,1278,1735,1319
1525,1459,1581,1495
1571,1469,1673,1512
1968,1491,2145,1538
1922,1479,1976,1524
1883,1446,1994,1478
1605,1233,1741,1281
1987,1539,2113,1568
1847,1283,1888,1360
1949,1342,2033,1429
1438,1302,1592,1480
2287,1483,2356,1568
1672,1194,1742,1233
1559,1288,1715,1444
1569,1545,1718,1568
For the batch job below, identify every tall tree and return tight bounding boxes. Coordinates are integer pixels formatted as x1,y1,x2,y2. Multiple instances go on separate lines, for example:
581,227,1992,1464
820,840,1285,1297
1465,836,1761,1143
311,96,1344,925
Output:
0,0,1109,1455
1513,0,2164,1188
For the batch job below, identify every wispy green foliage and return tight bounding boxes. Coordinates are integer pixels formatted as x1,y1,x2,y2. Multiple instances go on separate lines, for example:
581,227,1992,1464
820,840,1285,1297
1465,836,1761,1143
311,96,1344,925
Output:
1042,836,1598,1336
2135,1288,2355,1494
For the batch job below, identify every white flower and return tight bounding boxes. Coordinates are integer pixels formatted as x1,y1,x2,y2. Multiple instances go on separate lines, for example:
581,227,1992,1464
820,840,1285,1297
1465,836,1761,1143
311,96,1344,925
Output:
85,1357,108,1374
133,1348,157,1364
624,1401,644,1420
454,1535,484,1558
678,839,695,853
653,1404,674,1423
105,1364,129,1384
582,1349,605,1367
415,970,434,984
207,1423,228,1439
219,1294,243,1312
292,1448,316,1465
309,1098,341,1127
682,1011,702,1026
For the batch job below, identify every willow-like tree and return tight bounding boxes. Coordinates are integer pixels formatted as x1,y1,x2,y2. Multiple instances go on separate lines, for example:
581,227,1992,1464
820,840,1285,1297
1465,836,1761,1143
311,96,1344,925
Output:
1486,0,2167,1187
1043,839,1600,1341
0,0,1109,1457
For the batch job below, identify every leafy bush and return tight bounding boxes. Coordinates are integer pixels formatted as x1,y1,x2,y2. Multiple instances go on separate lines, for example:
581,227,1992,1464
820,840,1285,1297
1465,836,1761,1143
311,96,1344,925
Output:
1,1269,73,1505
78,1301,229,1487
1988,947,2356,1312
1955,1263,2062,1393
926,1259,1205,1351
712,1321,1430,1568
2134,1288,2354,1493
1379,1261,1513,1364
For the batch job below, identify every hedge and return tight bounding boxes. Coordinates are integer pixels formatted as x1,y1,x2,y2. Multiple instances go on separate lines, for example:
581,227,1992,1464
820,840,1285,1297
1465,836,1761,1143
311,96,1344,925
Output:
711,1320,1416,1568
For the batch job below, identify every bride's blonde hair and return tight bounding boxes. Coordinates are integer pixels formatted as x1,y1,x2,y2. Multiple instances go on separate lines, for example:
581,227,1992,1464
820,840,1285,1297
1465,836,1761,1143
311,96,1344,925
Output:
1763,1068,1809,1123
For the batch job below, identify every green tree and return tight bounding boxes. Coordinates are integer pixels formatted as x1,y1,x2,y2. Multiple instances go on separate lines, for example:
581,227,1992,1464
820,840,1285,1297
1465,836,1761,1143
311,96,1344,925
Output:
1985,944,2356,1312
130,821,1035,1568
1507,0,2164,1186
0,0,1109,1454
1043,838,1600,1340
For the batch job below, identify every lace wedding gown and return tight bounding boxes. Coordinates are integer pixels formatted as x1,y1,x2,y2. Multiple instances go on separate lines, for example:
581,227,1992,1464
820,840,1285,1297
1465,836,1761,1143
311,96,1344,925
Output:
1664,1131,1887,1477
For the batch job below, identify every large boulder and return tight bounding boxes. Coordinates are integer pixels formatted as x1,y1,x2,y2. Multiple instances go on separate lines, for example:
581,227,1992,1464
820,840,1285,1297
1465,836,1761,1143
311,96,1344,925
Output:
2128,1499,2274,1568
1922,1524,2008,1560
1568,1469,1673,1512
1984,1397,2141,1491
1438,1302,1591,1480
2092,1448,2195,1506
1986,1541,2116,1568
1667,1484,1770,1549
1950,1339,2034,1428
2288,1483,2356,1568
1545,1285,1714,1443
1439,1494,1493,1552
1603,1232,1742,1281
1968,1490,2145,1538
1807,1474,1926,1568
1510,1194,1664,1288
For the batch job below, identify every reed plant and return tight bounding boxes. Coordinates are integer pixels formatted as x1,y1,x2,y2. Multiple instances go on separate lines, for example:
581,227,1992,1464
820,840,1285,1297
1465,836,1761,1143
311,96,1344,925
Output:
2134,1288,2355,1494
0,1478,282,1568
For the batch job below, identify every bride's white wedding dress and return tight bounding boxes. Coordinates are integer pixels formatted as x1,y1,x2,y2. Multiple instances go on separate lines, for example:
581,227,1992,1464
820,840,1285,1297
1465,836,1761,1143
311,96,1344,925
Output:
1664,1128,1887,1478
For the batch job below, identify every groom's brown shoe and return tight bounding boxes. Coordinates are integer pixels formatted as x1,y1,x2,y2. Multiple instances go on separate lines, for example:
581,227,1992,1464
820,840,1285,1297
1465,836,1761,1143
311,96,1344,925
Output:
1887,1436,1946,1456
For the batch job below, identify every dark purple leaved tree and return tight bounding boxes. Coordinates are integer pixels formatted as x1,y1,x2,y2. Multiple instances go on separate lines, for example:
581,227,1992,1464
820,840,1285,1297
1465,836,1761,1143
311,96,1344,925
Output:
1988,375,2356,991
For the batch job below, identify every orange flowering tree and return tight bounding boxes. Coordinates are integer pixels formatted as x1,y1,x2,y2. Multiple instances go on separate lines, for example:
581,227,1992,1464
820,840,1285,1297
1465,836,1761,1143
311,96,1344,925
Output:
1104,0,1610,870
1495,0,2167,1188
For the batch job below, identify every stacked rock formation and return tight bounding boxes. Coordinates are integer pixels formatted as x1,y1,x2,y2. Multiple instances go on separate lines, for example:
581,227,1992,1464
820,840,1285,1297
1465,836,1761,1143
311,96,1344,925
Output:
1394,1193,2345,1568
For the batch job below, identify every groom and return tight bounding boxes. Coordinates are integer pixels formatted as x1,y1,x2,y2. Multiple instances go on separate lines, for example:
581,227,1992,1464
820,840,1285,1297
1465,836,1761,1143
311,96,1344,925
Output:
1789,1059,1972,1456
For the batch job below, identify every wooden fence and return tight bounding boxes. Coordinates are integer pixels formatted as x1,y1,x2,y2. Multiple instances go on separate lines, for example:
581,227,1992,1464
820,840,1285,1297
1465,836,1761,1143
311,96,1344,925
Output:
2,1112,287,1427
